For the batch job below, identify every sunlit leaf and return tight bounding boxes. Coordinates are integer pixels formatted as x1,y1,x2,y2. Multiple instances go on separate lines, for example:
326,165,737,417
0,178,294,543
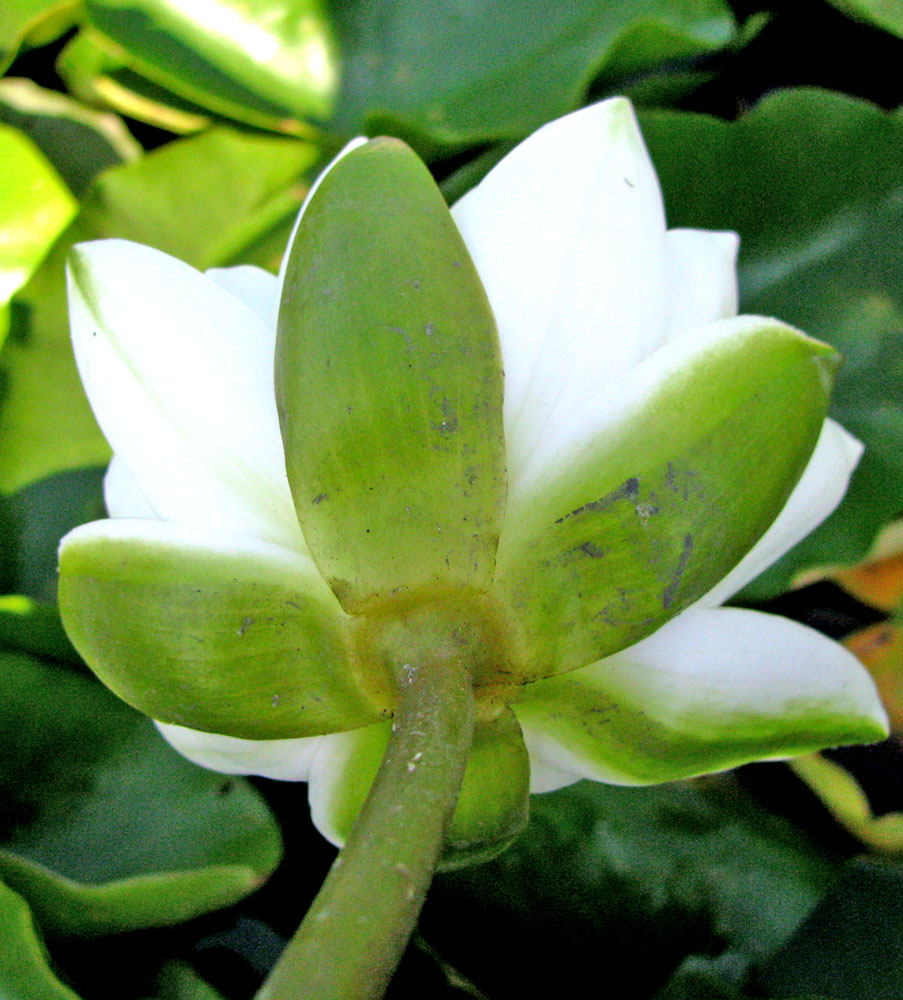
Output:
0,0,79,73
0,124,76,348
843,622,903,734
0,77,140,196
790,753,903,854
83,0,336,125
57,29,214,134
0,127,319,494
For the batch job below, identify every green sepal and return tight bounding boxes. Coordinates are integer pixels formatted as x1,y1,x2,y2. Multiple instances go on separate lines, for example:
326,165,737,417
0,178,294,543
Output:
58,520,394,739
493,319,837,680
276,138,506,612
439,707,530,870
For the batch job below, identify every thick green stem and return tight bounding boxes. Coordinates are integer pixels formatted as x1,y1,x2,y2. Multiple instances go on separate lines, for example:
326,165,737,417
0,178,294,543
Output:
255,654,476,1000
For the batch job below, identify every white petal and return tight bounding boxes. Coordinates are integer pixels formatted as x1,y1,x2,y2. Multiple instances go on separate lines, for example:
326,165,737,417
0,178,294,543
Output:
516,607,888,786
206,264,280,331
664,228,739,341
277,137,369,292
498,311,825,536
451,97,669,491
701,418,863,606
156,721,324,781
307,723,390,847
104,454,155,518
68,240,304,549
526,755,581,794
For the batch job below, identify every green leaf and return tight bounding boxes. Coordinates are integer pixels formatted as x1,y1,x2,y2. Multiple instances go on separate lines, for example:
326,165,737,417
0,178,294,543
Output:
493,319,835,679
0,595,79,664
0,466,105,603
57,29,214,134
0,650,282,937
0,126,319,494
824,0,903,37
83,0,337,124
0,124,76,349
0,879,80,999
427,777,841,998
639,89,903,598
756,858,903,999
0,0,78,73
0,77,140,197
152,961,226,1000
277,139,506,610
327,0,735,154
58,519,392,739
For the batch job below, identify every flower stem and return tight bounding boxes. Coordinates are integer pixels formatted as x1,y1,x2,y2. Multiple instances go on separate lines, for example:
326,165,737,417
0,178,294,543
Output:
255,654,476,1000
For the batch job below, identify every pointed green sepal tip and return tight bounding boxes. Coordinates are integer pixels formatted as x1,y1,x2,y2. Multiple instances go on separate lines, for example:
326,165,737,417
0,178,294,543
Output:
276,137,507,613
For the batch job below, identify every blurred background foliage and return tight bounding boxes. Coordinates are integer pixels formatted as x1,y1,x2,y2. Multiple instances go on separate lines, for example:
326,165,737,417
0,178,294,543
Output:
3,0,903,997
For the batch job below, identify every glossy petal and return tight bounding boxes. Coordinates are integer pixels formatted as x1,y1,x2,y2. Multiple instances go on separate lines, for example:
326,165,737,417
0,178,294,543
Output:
664,228,739,341
68,240,301,548
277,138,506,610
58,518,393,739
451,97,668,495
701,418,863,606
514,607,888,786
156,721,324,781
206,264,280,331
493,315,837,681
307,711,530,865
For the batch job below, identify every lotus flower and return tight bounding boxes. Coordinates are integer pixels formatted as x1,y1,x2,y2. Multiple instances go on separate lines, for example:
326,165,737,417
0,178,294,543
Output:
58,98,887,860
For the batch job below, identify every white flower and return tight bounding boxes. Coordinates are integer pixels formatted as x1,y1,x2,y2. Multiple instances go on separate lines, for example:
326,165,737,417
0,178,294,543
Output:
59,98,887,855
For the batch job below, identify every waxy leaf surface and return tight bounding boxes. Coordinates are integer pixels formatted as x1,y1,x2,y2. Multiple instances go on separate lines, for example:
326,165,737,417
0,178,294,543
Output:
0,651,281,936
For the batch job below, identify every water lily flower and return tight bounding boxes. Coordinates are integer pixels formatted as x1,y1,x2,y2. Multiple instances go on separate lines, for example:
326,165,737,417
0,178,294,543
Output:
59,98,887,862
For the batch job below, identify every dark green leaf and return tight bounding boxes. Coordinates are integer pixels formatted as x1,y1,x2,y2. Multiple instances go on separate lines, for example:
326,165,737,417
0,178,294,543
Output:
756,858,903,999
328,0,735,155
0,650,282,936
640,90,903,598
151,961,227,1000
426,777,840,997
